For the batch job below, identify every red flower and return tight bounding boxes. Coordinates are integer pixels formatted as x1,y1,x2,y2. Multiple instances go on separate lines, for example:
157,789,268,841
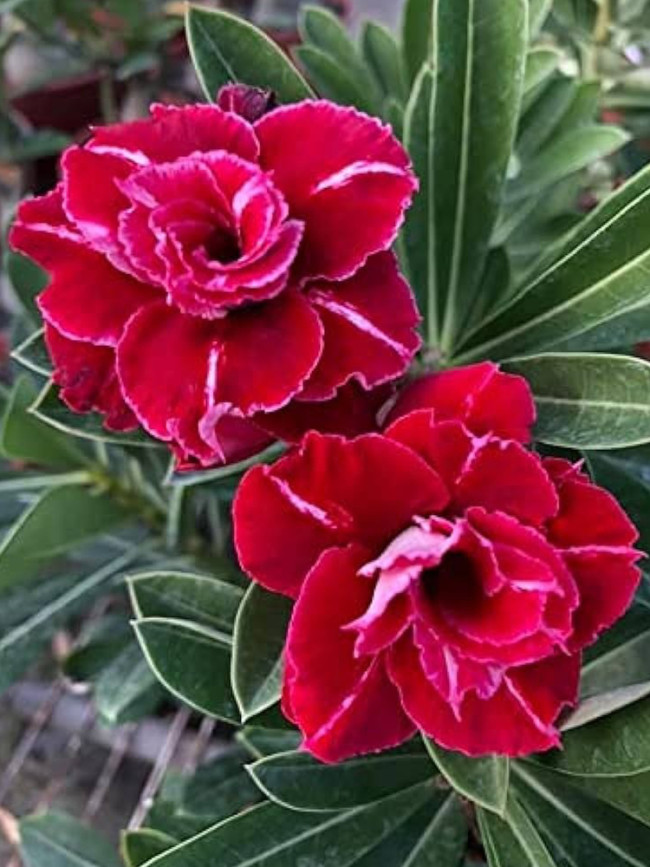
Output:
234,363,642,761
10,98,419,467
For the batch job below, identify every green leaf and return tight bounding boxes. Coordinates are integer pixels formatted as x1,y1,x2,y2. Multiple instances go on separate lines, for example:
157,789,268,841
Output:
581,605,650,698
134,617,238,722
566,770,650,830
20,811,121,867
0,548,139,696
30,380,156,448
457,167,650,362
231,583,293,721
299,4,377,108
186,5,312,104
248,741,432,811
361,21,408,103
561,681,650,732
238,726,302,759
132,782,462,867
294,45,376,113
12,328,52,377
508,125,629,202
503,354,650,449
1,377,86,469
528,0,553,37
5,249,47,323
129,571,244,634
538,694,650,777
147,747,262,842
431,0,528,353
522,49,562,99
122,830,178,867
94,640,162,726
425,740,509,815
518,77,576,160
478,796,558,867
0,485,128,594
401,0,433,83
403,65,435,331
515,762,650,865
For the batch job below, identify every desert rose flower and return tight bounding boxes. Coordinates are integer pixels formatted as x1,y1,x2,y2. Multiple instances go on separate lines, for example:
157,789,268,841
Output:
10,96,419,468
234,362,642,761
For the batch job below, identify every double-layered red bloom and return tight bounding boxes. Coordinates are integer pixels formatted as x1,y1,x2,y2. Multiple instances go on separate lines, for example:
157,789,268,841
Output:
10,97,419,467
234,363,642,761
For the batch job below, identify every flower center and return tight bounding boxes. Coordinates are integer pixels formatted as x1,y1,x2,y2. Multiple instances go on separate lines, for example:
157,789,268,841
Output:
420,551,484,620
204,225,241,264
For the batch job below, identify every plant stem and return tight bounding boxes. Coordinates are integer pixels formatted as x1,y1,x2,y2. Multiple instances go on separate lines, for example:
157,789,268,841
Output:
99,69,117,123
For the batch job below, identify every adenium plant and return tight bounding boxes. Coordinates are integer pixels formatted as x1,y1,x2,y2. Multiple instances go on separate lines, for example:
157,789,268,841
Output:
4,1,650,867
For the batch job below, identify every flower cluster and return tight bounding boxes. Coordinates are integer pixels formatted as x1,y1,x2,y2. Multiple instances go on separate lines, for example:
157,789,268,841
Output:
234,363,642,761
10,96,419,468
11,93,643,762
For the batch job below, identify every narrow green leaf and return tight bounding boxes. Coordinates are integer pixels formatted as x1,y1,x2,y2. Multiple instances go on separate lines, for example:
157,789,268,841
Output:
509,125,629,202
0,550,136,695
146,747,262,843
30,380,157,448
478,796,558,867
566,770,650,830
12,328,52,377
523,48,560,93
503,354,650,449
528,0,553,37
293,45,376,112
128,571,244,634
5,249,47,323
121,830,178,867
457,168,650,362
0,485,128,594
134,782,440,867
426,739,509,814
231,583,292,721
361,21,408,103
94,640,162,726
248,742,432,811
299,4,376,105
538,694,650,777
515,763,650,865
186,5,312,104
20,811,121,867
561,681,650,732
518,77,576,160
433,0,528,353
134,617,238,722
238,727,302,760
403,65,435,333
1,377,85,469
401,0,434,83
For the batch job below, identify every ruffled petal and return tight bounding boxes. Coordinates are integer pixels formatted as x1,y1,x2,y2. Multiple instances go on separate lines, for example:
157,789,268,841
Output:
45,324,137,432
38,243,160,346
91,103,259,164
256,101,416,282
300,252,421,400
388,362,536,443
565,549,641,650
456,440,559,526
285,545,415,763
546,460,639,549
116,300,217,443
387,413,474,492
388,637,568,756
213,290,323,414
234,431,449,598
